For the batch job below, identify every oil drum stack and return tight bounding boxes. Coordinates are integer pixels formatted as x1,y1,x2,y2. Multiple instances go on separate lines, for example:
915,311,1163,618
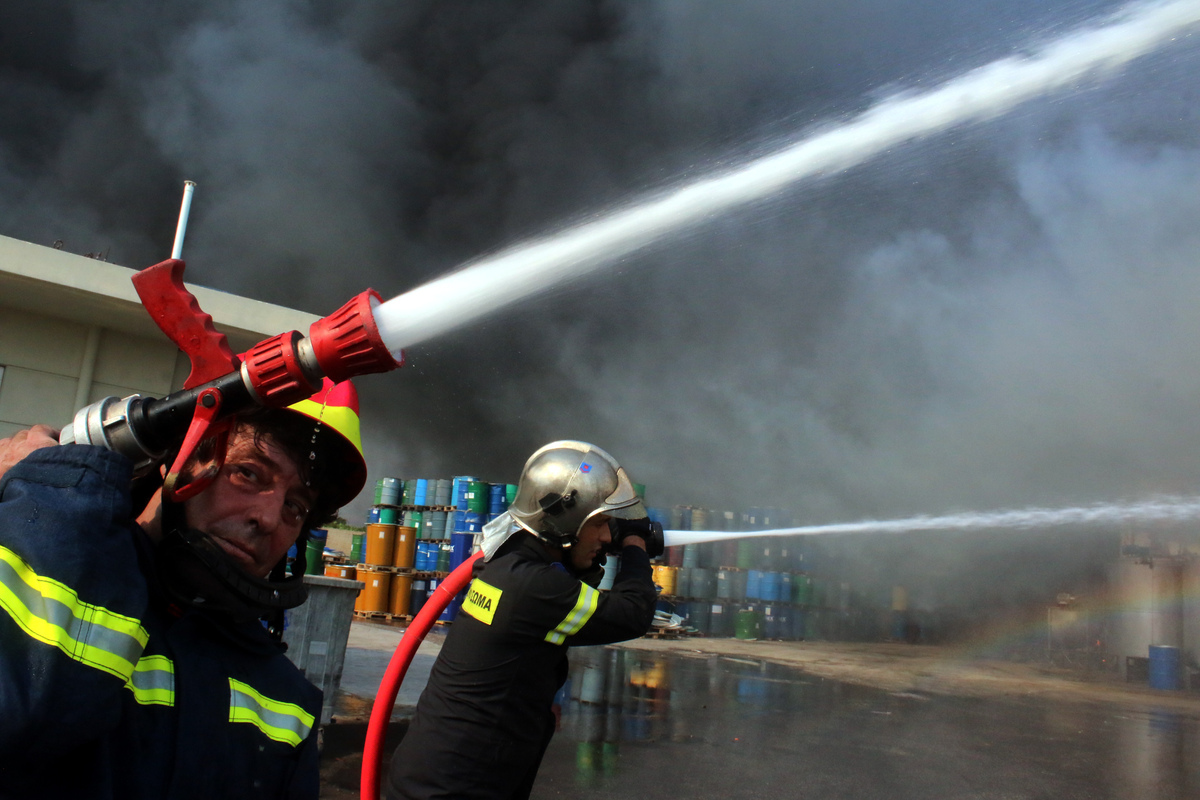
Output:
645,506,854,642
354,476,455,622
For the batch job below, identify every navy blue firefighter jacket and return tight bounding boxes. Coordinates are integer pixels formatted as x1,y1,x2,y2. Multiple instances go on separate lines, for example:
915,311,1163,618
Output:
0,445,322,799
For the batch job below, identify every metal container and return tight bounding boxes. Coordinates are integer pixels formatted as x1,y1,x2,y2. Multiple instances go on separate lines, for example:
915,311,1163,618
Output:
363,523,396,567
734,606,761,640
378,477,402,506
392,526,417,570
1149,645,1181,690
283,574,364,725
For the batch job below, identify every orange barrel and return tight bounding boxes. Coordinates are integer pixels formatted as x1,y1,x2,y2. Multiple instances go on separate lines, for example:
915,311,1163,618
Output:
324,563,357,580
652,565,677,596
393,526,417,570
364,523,397,566
389,573,413,617
358,567,392,613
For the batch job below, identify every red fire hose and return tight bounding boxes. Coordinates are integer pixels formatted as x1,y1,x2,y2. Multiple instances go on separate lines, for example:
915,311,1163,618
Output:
360,551,483,800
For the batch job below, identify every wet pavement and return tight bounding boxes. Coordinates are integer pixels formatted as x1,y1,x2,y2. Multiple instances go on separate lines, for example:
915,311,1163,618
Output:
528,647,1200,800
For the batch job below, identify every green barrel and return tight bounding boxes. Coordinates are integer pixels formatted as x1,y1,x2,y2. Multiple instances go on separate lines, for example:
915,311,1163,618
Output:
437,542,452,572
379,507,399,525
466,481,487,513
505,483,519,504
734,606,762,640
350,533,365,564
373,479,384,506
304,531,326,576
602,742,619,776
401,479,416,505
633,482,646,500
736,539,756,569
793,574,812,606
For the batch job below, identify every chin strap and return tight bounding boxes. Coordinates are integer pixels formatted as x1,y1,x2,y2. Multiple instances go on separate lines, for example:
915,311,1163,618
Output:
156,502,309,623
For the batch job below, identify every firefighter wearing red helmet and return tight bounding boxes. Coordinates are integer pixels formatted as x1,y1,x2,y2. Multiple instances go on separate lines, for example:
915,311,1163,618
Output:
0,378,366,799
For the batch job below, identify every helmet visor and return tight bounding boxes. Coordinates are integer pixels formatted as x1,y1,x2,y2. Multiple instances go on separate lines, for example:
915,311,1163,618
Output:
600,467,647,520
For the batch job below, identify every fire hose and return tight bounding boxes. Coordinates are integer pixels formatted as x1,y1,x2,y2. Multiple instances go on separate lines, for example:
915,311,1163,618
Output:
359,551,483,800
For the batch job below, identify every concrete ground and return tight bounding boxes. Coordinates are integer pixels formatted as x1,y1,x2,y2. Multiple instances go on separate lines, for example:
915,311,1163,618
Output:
321,623,1200,799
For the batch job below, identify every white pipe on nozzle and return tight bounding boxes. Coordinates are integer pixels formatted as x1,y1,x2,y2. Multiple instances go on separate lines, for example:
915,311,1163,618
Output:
171,181,197,260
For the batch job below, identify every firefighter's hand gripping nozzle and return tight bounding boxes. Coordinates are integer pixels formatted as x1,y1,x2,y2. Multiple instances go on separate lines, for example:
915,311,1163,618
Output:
59,258,404,501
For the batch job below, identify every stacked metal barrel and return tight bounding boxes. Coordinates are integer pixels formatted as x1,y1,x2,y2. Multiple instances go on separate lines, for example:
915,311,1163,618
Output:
648,505,863,641
351,475,518,625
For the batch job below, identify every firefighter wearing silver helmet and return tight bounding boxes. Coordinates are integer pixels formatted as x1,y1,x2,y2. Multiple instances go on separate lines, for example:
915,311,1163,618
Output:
388,441,660,800
508,440,650,550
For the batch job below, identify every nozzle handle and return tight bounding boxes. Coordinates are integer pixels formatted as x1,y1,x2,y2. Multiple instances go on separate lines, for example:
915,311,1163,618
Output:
132,259,240,389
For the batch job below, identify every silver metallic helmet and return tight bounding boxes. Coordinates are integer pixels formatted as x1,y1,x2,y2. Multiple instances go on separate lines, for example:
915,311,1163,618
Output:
508,441,647,548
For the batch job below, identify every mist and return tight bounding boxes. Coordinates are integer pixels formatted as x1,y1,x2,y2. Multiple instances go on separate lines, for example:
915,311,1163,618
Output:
3,0,1199,601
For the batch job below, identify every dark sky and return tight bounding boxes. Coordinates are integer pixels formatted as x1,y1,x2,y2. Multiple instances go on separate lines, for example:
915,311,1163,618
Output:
3,0,1200,552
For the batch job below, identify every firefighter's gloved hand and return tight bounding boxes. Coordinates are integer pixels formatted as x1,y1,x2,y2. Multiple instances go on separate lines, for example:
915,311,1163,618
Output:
609,518,664,559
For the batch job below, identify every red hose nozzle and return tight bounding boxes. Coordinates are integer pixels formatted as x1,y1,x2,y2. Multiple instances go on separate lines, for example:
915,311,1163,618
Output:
241,330,321,408
308,289,404,382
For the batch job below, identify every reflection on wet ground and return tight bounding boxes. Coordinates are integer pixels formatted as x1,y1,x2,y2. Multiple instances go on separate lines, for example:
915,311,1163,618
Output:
531,646,1200,799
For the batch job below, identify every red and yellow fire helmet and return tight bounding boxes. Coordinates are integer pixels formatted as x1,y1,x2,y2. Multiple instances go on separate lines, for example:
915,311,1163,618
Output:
287,377,367,510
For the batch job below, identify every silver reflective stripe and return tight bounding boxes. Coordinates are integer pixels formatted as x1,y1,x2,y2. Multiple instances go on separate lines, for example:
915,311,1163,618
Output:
545,583,600,645
0,544,148,680
228,678,314,747
125,654,175,706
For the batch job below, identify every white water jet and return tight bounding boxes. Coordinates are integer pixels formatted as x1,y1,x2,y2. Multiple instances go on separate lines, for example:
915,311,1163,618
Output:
374,0,1200,352
661,496,1200,547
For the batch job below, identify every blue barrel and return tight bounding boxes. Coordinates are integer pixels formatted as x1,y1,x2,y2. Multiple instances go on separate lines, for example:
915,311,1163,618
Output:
1149,645,1181,690
379,477,402,506
488,483,507,514
763,606,782,639
410,579,428,615
746,570,763,601
451,476,476,509
762,571,782,603
779,572,792,604
455,511,485,533
691,567,715,599
716,570,731,599
709,602,729,637
731,569,748,601
433,478,452,506
367,508,381,525
792,610,807,640
675,567,691,598
449,532,474,570
689,601,712,635
682,544,699,569
413,478,428,506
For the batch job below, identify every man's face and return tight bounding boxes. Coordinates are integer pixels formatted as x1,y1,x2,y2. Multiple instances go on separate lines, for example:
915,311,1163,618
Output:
569,514,612,572
183,428,316,578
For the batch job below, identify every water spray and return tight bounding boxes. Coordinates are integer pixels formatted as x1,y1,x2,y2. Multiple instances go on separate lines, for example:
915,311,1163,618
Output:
660,496,1200,547
372,0,1200,353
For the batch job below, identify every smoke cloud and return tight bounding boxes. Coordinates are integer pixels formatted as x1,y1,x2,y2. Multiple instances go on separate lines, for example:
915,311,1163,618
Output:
3,0,1199,612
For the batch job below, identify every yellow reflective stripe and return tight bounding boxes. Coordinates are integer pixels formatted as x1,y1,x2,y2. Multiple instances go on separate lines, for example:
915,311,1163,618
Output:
0,544,148,681
545,583,600,645
125,654,175,706
228,678,315,747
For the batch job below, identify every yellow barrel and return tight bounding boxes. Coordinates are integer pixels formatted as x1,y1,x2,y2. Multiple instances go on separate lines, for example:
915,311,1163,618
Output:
389,573,414,617
652,565,677,596
393,526,417,570
358,567,392,613
324,563,357,581
364,523,397,566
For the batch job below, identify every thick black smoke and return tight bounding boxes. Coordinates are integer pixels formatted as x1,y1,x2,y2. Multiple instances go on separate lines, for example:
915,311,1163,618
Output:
3,0,1199,614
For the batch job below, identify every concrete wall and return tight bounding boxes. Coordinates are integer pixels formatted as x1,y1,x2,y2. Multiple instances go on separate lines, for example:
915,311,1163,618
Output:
0,234,318,439
0,306,188,437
